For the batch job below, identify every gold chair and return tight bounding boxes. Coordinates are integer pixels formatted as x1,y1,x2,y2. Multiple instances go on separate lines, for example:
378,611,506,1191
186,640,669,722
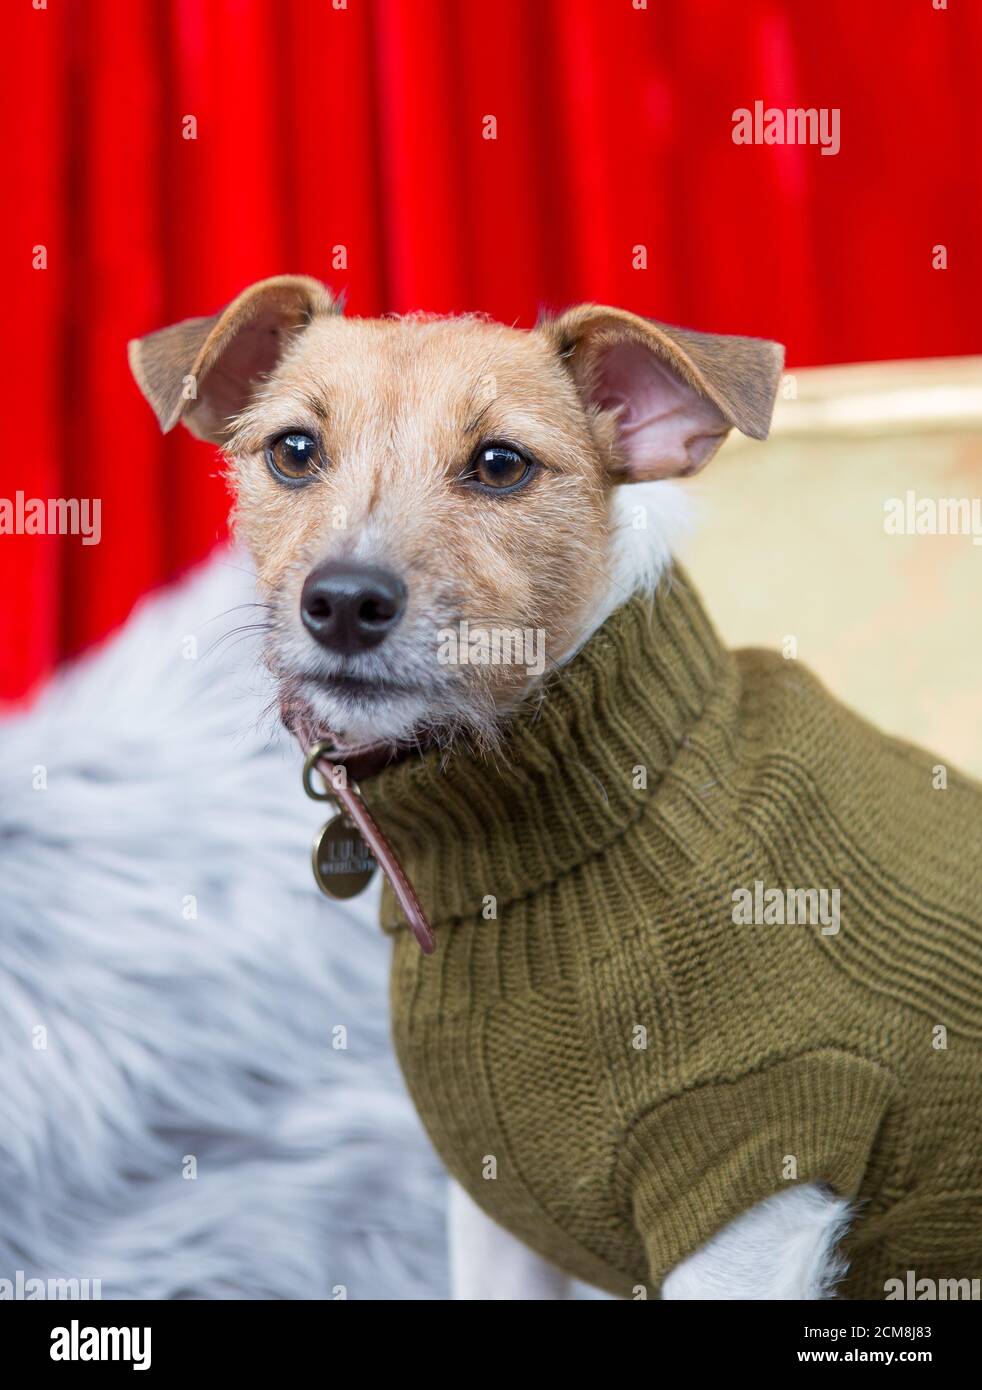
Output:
686,357,982,776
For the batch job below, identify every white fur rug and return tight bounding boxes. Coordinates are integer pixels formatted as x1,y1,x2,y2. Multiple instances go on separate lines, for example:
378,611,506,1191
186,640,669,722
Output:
0,552,449,1300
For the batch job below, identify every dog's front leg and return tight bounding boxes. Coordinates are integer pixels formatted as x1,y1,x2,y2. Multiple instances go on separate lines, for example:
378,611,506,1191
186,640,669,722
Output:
448,1177,572,1300
660,1183,852,1300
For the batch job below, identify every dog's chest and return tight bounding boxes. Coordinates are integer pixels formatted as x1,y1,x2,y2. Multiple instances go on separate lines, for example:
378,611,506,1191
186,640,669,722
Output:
388,939,645,1295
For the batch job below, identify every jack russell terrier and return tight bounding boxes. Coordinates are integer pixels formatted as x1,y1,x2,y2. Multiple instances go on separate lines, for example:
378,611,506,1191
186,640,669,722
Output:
129,276,982,1300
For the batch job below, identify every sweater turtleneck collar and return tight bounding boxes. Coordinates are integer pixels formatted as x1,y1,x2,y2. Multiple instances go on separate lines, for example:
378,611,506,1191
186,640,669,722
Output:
360,567,736,933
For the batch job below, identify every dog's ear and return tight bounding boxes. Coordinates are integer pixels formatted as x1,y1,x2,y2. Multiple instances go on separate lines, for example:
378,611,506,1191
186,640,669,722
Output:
127,275,336,442
542,305,784,480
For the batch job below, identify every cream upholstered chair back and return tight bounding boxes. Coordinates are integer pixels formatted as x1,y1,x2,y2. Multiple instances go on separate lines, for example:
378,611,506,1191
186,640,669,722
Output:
684,358,982,777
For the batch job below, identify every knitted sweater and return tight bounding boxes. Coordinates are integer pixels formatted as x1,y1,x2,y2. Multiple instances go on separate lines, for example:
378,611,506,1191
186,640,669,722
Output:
362,569,982,1299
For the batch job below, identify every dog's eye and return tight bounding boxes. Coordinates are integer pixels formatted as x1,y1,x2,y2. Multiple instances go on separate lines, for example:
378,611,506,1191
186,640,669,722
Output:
465,444,533,493
267,432,321,484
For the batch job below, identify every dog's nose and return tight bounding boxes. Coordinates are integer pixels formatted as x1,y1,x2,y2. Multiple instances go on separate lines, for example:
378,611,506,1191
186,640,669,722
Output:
300,562,407,654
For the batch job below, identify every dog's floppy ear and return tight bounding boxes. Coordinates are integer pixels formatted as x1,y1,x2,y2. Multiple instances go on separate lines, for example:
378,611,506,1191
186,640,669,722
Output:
543,304,784,480
127,275,336,442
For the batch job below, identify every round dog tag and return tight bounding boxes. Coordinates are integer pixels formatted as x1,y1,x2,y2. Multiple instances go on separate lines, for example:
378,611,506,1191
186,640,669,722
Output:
312,814,377,899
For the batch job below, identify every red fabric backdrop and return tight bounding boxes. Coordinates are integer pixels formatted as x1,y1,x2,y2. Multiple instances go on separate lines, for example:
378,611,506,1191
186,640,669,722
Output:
3,0,980,702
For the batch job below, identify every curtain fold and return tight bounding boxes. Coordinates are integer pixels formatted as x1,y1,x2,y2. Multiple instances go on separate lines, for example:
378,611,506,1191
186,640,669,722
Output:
3,0,980,700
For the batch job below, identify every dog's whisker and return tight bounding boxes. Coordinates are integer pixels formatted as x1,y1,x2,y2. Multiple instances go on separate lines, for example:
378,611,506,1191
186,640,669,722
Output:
204,601,275,628
203,622,274,660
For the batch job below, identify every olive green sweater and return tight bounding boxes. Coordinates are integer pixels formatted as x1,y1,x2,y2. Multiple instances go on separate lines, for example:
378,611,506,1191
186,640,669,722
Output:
362,569,982,1299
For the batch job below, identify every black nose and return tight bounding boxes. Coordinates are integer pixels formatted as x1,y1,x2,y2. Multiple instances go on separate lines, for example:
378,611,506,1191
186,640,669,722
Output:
300,562,407,654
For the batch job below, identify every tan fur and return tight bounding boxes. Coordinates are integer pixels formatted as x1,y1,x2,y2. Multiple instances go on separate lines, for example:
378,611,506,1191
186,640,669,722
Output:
128,278,782,749
127,276,336,440
541,304,785,445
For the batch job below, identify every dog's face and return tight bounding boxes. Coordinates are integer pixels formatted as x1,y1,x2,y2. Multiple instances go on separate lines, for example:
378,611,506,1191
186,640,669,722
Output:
227,311,613,747
129,277,782,749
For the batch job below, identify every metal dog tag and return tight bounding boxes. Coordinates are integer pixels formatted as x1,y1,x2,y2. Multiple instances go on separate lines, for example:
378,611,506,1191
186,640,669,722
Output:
312,813,378,899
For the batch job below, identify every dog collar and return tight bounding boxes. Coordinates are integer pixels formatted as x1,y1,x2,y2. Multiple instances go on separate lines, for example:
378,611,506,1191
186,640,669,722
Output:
302,737,435,955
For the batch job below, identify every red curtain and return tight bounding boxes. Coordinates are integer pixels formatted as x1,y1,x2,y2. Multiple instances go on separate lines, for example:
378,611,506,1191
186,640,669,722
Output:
3,0,980,702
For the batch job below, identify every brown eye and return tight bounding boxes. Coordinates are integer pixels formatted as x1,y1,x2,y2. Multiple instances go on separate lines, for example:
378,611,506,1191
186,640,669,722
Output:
267,432,321,485
467,444,533,493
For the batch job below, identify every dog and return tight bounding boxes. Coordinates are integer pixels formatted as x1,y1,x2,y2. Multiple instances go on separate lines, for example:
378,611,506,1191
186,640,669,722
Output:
129,276,982,1300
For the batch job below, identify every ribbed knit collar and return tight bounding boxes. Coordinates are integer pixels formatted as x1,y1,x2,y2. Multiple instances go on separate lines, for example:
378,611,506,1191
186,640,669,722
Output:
361,567,735,932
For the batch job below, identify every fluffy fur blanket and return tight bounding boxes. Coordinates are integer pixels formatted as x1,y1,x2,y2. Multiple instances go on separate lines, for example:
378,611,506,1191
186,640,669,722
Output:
0,552,448,1300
